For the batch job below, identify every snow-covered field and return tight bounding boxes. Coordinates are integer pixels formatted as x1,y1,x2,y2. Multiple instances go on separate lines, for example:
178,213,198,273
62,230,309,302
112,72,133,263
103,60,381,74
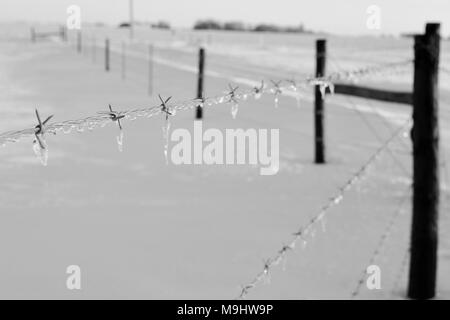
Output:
0,23,449,299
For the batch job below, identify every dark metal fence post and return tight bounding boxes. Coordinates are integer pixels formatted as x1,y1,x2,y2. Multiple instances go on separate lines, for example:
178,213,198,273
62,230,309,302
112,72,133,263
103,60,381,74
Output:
105,38,110,72
314,39,326,164
408,22,440,300
196,47,205,119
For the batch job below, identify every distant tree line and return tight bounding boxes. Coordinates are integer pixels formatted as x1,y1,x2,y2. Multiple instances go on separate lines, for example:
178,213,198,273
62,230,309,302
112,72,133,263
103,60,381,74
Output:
118,21,172,30
193,19,312,33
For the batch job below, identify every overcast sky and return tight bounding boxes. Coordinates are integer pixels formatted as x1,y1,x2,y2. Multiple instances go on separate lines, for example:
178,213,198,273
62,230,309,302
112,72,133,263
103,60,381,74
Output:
3,0,449,36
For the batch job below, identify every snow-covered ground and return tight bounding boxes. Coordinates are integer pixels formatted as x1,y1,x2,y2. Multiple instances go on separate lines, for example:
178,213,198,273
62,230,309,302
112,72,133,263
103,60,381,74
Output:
0,23,449,299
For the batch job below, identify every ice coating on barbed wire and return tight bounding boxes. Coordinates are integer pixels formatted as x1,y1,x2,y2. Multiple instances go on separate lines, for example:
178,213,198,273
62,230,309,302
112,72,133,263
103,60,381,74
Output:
231,102,239,119
162,119,171,164
116,130,124,152
319,84,327,99
32,138,48,166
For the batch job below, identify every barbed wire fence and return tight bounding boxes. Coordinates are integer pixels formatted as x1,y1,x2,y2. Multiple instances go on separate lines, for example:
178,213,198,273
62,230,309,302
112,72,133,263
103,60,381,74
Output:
14,24,445,299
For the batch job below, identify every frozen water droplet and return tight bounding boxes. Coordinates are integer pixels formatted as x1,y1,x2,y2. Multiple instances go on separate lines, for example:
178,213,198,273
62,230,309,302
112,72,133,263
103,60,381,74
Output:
254,92,262,100
116,130,124,152
89,122,97,130
319,84,326,99
274,96,279,108
334,194,343,204
231,102,239,119
162,119,171,164
33,138,48,166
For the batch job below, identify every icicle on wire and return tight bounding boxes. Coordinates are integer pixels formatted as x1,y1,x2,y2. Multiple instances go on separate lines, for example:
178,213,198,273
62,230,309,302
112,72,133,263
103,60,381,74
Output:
32,108,53,166
159,95,175,164
226,84,239,119
253,80,264,100
98,104,125,152
270,80,283,108
287,79,302,108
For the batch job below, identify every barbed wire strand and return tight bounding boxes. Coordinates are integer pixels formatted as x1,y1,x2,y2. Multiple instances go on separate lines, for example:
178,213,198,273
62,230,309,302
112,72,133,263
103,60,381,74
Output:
0,58,413,150
350,185,411,298
236,119,411,299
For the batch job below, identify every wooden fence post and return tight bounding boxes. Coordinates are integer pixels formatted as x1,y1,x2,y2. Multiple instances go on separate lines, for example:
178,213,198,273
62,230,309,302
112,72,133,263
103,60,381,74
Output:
196,47,205,120
314,39,326,164
408,22,440,300
148,44,154,96
105,38,110,72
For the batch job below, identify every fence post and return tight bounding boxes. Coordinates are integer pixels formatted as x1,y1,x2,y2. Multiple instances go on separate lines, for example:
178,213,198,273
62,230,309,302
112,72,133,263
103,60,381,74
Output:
148,44,154,96
314,39,326,164
105,38,110,72
77,31,82,53
408,22,440,300
196,47,205,120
